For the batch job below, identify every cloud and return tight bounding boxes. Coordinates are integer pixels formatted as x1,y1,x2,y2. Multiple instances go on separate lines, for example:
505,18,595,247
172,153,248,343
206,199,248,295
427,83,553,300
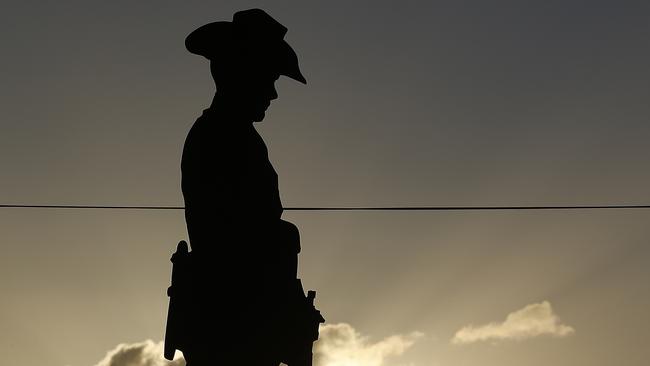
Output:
93,340,184,366
92,323,422,366
314,323,423,366
451,301,574,345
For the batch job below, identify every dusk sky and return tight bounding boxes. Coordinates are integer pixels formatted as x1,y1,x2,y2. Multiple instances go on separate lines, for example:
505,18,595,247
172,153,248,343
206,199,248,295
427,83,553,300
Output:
1,1,650,366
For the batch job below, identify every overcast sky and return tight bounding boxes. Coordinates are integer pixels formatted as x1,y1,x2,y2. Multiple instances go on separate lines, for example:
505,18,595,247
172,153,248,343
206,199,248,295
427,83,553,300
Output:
1,1,649,366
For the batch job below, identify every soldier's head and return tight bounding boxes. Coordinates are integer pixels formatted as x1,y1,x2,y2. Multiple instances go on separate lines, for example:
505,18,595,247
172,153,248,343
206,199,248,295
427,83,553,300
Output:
207,54,281,122
185,9,305,122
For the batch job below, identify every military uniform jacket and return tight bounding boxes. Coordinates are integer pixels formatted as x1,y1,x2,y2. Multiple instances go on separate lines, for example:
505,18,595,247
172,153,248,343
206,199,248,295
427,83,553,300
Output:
182,106,283,250
175,103,306,362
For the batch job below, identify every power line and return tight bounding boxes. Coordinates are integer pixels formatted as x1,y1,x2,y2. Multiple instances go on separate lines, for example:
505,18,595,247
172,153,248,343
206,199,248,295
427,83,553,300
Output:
2,204,650,211
0,204,182,210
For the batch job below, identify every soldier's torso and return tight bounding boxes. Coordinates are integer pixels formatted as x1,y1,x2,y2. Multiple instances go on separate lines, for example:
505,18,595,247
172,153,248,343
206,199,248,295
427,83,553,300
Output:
181,108,284,251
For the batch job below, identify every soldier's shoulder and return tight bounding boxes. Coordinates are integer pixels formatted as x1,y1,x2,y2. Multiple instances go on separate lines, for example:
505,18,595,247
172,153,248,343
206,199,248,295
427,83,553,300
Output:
182,112,242,160
184,113,217,147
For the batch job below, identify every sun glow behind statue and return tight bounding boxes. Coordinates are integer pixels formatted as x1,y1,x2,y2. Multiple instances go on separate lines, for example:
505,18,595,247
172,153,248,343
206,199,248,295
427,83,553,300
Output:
92,323,422,366
314,323,423,366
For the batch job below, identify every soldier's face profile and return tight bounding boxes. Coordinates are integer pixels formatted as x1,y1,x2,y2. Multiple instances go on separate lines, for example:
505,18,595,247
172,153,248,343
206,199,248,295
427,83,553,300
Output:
247,70,279,122
228,69,280,123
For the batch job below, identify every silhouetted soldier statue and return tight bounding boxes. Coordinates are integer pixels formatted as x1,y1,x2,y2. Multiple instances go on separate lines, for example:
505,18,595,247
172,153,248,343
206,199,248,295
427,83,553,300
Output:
164,8,324,366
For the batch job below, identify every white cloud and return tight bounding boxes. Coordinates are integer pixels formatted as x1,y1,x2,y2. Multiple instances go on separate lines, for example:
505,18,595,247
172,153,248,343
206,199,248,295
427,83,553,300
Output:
92,323,422,366
315,323,423,366
93,340,184,366
451,301,574,345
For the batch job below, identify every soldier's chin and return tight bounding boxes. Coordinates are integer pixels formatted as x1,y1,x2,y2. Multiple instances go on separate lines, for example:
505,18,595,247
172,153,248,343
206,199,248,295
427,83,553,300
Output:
251,110,266,122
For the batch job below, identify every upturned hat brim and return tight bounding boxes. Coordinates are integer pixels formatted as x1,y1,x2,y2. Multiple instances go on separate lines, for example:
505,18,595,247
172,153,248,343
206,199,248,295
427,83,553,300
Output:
185,10,306,84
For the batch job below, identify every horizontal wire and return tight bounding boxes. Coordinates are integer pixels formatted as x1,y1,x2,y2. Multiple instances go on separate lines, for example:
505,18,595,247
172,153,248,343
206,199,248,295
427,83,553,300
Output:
2,204,650,211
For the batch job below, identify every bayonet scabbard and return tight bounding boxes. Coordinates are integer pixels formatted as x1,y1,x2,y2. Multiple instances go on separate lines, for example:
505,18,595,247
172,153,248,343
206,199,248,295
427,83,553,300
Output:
164,240,190,360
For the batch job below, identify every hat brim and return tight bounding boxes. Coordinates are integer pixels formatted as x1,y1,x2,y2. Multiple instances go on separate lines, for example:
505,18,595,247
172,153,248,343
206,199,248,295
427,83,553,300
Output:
185,21,306,84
